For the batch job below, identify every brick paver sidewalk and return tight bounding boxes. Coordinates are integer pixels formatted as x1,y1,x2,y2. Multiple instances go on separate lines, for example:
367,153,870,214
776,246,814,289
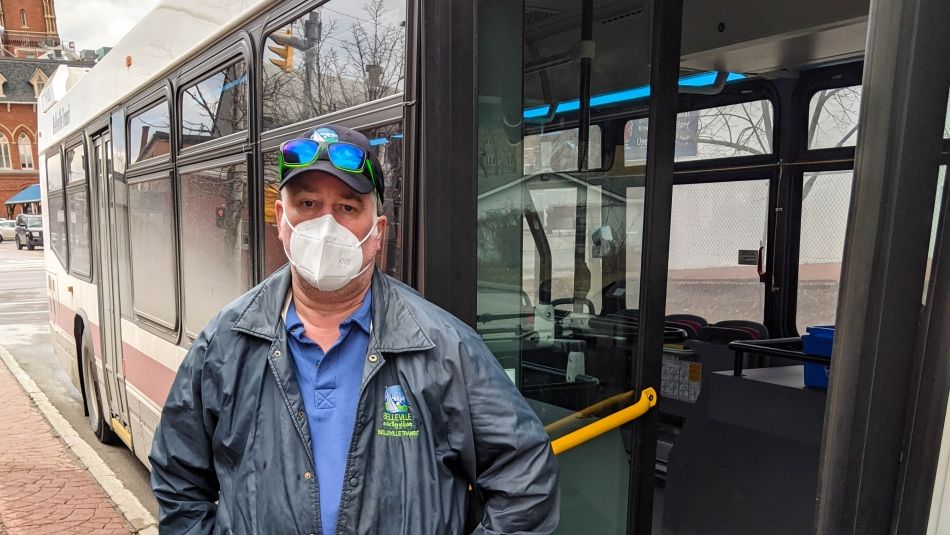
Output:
0,360,132,534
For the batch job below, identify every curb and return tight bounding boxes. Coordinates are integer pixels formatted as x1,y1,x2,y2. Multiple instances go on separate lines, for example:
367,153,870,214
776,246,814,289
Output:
0,343,158,535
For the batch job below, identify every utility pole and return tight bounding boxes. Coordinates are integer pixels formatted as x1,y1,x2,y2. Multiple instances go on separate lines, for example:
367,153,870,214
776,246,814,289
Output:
303,10,322,116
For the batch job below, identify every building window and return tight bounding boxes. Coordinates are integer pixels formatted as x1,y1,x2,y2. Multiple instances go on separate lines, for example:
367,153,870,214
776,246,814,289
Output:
0,135,11,169
18,134,32,169
20,9,27,28
30,70,48,98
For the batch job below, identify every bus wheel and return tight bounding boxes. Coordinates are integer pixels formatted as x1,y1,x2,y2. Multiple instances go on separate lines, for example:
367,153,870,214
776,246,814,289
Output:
81,330,115,444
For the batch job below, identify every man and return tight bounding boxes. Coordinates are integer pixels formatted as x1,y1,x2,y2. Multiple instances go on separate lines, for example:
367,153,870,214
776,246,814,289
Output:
150,124,560,534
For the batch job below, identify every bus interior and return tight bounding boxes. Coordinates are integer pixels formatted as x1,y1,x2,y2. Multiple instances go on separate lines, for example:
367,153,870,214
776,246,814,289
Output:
473,0,947,532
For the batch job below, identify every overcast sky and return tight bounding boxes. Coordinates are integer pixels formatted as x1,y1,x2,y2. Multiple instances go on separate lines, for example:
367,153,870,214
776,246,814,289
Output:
54,0,160,51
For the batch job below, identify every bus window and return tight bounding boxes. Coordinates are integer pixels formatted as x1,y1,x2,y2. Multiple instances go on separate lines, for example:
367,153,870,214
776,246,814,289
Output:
129,100,170,164
797,171,853,331
807,85,862,150
129,175,177,329
666,179,769,323
66,144,91,277
623,100,774,166
46,153,68,266
180,61,248,149
180,161,251,337
261,1,407,131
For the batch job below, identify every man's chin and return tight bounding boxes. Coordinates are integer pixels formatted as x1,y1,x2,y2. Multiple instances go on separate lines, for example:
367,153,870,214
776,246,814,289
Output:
290,265,374,299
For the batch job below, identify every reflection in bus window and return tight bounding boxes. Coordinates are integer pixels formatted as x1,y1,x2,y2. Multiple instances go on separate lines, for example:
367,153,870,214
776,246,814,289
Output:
261,0,407,131
180,61,247,149
666,180,769,323
67,188,91,276
797,171,853,330
129,100,170,164
262,123,405,280
624,100,774,166
180,162,251,336
66,144,84,183
47,150,62,192
47,192,67,264
129,176,177,328
808,85,862,149
523,127,601,174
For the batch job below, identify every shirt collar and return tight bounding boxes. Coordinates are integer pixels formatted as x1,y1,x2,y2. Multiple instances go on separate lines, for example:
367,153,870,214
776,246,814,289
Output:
285,287,374,339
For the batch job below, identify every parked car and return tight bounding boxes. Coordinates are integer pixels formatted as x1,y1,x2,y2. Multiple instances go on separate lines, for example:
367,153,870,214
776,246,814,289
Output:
15,214,43,250
0,220,14,242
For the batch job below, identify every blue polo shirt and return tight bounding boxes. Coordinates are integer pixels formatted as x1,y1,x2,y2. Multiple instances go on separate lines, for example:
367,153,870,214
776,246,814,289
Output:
285,290,372,535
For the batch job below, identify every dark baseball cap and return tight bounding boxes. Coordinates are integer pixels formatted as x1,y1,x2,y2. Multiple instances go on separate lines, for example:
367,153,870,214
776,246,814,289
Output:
279,124,385,199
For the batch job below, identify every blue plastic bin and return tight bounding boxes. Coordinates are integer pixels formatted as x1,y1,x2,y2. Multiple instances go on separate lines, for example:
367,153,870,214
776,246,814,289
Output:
802,325,834,389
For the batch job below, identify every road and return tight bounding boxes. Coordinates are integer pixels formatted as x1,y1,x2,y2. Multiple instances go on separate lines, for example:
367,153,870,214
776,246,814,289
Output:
0,241,158,518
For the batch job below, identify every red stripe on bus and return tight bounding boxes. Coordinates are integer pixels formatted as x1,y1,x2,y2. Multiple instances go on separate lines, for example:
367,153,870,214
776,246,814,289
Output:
51,299,175,405
51,300,102,361
122,342,176,407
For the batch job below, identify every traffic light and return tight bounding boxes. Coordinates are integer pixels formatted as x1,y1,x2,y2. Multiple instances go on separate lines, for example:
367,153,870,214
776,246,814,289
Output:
268,31,295,73
216,205,227,229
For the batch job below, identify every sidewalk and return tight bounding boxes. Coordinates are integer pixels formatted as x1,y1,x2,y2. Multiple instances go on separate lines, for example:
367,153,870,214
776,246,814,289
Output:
0,359,132,534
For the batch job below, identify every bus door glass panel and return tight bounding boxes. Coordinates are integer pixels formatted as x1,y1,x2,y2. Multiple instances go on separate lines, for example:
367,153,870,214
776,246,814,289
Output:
476,1,653,532
93,133,129,424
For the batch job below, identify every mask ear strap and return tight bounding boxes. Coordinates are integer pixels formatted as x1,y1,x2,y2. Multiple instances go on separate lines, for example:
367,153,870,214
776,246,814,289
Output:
355,216,381,246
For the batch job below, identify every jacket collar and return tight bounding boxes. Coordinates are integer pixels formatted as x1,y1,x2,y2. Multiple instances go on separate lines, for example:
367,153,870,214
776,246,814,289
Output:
231,265,435,354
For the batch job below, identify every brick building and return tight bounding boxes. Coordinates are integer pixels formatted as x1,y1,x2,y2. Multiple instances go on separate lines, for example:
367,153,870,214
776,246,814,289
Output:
0,0,59,58
0,1,94,218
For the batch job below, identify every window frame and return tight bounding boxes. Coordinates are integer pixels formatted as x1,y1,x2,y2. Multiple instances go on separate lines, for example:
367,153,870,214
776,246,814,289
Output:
17,132,33,169
63,139,93,280
44,150,68,268
0,134,12,169
127,93,172,169
177,152,252,341
176,40,251,161
126,170,181,336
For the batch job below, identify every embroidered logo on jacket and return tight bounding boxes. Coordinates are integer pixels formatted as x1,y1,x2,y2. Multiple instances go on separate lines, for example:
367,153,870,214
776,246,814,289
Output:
379,385,419,438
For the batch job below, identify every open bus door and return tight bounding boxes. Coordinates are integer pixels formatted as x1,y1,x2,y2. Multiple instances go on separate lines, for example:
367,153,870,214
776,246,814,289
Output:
91,129,132,448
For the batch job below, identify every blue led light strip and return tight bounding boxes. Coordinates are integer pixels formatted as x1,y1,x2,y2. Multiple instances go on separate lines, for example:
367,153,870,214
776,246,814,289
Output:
522,71,745,120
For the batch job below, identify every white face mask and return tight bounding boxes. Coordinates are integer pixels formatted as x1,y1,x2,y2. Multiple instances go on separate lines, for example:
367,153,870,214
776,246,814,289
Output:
283,213,378,291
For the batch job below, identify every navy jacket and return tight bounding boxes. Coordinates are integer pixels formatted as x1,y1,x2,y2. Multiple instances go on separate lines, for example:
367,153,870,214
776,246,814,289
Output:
149,266,560,534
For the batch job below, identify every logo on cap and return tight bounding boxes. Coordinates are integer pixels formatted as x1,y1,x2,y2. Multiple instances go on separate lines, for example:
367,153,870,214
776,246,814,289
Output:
311,127,339,143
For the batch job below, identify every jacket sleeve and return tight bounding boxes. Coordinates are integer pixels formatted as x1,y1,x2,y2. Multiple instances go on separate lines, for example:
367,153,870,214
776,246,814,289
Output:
149,329,219,534
454,335,560,534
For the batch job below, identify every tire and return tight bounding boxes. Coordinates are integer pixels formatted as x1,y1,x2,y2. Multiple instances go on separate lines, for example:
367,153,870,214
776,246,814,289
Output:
15,235,22,250
26,241,34,250
80,331,115,444
0,234,4,243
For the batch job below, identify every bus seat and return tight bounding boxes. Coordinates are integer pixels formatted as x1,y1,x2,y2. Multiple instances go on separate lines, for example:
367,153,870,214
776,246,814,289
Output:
666,313,708,327
715,320,769,339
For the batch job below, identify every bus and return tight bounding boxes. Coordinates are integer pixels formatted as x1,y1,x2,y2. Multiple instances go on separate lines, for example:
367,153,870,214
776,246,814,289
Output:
37,0,949,533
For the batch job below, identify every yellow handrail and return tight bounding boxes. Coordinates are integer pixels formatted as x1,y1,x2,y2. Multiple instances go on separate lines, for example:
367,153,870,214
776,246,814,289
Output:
550,387,658,456
544,390,636,435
